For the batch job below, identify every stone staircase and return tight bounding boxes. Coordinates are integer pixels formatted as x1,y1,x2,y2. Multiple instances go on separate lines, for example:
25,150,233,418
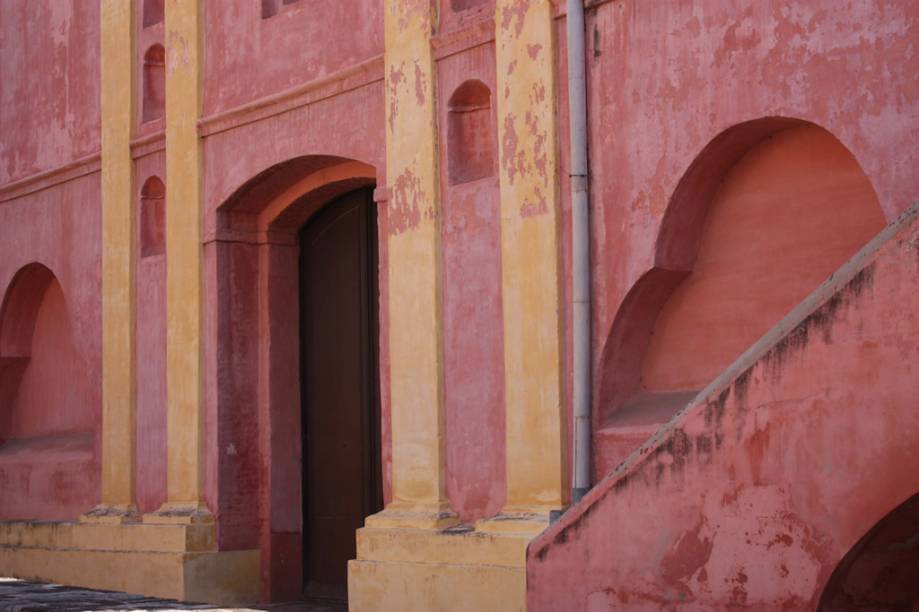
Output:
527,203,919,610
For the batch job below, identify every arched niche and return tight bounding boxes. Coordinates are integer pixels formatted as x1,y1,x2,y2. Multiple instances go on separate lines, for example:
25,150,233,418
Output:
0,263,55,360
595,119,886,468
0,263,98,519
142,44,165,123
819,491,919,609
0,262,94,441
140,176,166,257
447,79,495,185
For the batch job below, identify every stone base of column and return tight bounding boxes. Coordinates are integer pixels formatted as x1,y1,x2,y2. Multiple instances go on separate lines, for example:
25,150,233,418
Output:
349,511,542,612
0,519,257,606
142,502,214,525
363,500,458,530
474,509,553,536
80,504,141,525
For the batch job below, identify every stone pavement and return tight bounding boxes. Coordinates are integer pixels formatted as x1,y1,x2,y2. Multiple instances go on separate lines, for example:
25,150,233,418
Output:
0,578,345,612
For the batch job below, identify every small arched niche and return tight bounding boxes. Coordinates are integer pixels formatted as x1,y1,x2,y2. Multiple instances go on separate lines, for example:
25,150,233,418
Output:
447,80,495,185
142,0,164,28
140,176,166,257
594,119,885,472
142,44,165,123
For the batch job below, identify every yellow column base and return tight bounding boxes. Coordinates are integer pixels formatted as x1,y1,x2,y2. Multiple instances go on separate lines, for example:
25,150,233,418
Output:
364,500,458,530
142,502,215,525
0,520,257,605
81,504,141,525
475,511,550,536
348,520,537,612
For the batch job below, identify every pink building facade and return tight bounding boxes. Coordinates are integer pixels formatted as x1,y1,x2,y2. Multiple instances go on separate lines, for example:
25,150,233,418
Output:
0,1,917,609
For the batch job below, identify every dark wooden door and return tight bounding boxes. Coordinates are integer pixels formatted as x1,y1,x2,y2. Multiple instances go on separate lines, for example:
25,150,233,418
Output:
300,188,382,600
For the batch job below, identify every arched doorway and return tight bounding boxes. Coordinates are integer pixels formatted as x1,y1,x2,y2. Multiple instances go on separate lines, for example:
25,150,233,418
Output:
208,157,384,602
299,187,382,602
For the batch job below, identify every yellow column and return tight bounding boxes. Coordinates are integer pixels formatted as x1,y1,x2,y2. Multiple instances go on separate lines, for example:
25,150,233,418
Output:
150,0,209,521
492,0,567,525
88,0,137,522
368,0,453,528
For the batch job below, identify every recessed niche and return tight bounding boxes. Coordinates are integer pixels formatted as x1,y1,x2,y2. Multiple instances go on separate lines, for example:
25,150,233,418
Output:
143,0,164,28
140,176,166,257
142,44,166,123
447,80,495,185
262,0,301,19
261,0,279,18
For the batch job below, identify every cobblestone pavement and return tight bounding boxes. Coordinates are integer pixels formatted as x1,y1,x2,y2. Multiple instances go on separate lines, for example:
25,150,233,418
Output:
0,578,345,612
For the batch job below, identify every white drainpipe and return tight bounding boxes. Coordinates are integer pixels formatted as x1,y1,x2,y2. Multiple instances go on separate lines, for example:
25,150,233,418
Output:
567,0,591,505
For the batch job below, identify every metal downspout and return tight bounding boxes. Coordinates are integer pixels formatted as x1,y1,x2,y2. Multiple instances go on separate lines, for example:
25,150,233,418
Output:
568,0,591,505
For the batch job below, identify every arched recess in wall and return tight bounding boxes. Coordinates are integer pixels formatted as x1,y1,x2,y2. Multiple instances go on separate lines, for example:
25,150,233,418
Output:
143,44,165,123
214,155,380,600
0,263,98,519
596,119,886,444
447,79,495,185
261,0,301,19
0,263,95,441
143,0,164,28
140,176,166,257
0,263,56,433
818,491,919,609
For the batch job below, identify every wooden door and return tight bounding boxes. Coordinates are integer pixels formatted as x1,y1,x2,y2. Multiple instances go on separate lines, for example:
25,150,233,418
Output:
300,188,382,600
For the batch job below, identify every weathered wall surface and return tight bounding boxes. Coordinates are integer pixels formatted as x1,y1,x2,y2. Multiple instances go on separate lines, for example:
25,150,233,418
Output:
0,1,100,184
0,0,102,522
528,205,919,610
202,0,383,115
0,174,102,521
586,0,919,433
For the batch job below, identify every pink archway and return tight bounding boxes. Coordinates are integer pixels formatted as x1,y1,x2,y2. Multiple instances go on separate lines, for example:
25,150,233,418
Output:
206,156,380,601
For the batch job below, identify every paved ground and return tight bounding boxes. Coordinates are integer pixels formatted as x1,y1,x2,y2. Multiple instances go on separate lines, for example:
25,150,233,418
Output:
0,578,344,612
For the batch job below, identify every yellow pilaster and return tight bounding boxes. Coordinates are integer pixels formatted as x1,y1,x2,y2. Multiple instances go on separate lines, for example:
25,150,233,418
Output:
153,0,209,521
90,0,137,522
492,0,566,523
367,0,453,528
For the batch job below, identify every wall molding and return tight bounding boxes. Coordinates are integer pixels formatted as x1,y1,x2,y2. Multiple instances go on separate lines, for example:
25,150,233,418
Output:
197,55,385,138
130,130,166,160
432,18,495,60
0,153,102,204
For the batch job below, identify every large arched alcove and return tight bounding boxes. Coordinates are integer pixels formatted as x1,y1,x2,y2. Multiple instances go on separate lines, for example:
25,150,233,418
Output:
594,119,886,477
0,263,98,520
209,156,380,603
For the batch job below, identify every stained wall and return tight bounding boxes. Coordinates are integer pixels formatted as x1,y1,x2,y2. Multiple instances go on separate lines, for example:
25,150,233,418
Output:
0,1,102,521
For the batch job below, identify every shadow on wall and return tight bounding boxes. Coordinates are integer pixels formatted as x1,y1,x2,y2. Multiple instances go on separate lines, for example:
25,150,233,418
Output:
0,263,98,521
593,118,887,478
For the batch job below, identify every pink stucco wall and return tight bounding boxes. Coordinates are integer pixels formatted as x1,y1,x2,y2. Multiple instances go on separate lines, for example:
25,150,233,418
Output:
0,0,101,523
0,1,100,185
0,172,102,520
437,39,506,523
528,204,919,610
202,0,383,115
582,0,919,481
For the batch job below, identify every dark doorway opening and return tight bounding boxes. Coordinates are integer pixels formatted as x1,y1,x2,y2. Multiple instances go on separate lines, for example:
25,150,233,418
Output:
299,187,383,604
